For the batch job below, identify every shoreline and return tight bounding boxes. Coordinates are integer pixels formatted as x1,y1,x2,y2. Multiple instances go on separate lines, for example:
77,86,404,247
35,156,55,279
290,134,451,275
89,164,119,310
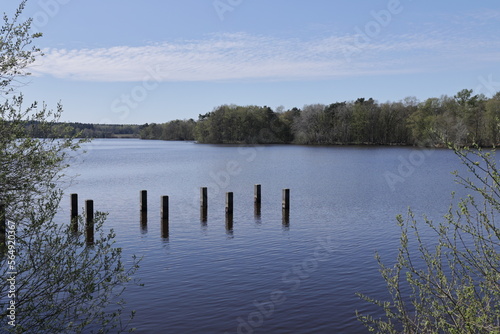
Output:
83,137,473,149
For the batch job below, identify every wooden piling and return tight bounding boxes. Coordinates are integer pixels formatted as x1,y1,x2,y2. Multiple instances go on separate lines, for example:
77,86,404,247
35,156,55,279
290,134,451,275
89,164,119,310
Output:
160,195,169,238
161,196,169,221
70,193,78,233
282,189,290,211
140,190,148,212
225,192,233,215
225,192,234,230
254,184,261,205
254,184,262,216
282,189,290,225
200,187,208,222
85,200,94,245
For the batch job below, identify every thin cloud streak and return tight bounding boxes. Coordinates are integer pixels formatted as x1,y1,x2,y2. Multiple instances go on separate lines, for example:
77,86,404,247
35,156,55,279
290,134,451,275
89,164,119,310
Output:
30,31,499,83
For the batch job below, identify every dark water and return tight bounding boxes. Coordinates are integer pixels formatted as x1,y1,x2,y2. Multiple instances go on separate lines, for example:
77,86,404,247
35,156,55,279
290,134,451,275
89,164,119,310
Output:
59,139,468,333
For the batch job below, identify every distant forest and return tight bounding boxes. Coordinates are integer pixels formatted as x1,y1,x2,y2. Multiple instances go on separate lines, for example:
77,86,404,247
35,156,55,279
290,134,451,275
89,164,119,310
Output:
140,89,500,147
25,122,144,139
27,89,500,147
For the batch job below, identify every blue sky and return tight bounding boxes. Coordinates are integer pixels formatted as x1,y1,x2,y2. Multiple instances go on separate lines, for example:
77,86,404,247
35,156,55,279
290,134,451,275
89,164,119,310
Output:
7,0,500,124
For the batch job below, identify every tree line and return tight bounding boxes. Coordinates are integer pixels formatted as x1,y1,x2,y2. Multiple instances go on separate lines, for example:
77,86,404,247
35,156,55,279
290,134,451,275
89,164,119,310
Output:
26,121,143,138
139,89,500,146
27,88,500,146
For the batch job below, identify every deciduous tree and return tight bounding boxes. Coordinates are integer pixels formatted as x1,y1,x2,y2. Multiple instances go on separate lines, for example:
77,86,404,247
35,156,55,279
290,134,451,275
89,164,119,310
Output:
0,2,139,333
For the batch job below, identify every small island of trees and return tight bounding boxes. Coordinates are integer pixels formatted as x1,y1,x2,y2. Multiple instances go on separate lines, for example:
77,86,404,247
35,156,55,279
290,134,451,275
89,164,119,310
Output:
31,88,500,148
139,89,500,147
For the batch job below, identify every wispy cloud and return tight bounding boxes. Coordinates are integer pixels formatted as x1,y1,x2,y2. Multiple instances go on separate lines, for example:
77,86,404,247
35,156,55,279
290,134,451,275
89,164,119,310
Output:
464,9,500,22
30,30,500,83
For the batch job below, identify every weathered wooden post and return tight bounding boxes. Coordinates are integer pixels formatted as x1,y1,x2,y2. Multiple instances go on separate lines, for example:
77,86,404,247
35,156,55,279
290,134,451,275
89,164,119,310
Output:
225,192,234,230
226,192,233,215
254,184,261,205
140,190,148,212
161,196,169,238
200,187,208,222
282,189,290,211
70,193,78,233
0,200,5,247
161,196,169,221
140,190,148,232
254,184,261,216
282,189,290,225
85,200,94,245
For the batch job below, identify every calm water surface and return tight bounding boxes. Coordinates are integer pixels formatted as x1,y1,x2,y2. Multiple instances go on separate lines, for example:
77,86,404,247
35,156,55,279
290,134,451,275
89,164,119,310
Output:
59,139,469,333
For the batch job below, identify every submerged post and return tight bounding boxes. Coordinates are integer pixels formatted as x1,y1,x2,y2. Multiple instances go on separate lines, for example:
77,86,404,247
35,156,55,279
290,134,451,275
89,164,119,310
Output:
140,190,148,212
70,193,78,232
226,192,234,230
161,196,169,238
254,184,261,216
226,192,233,215
282,189,290,225
85,200,94,245
254,184,261,205
161,196,169,221
282,189,290,211
200,187,208,222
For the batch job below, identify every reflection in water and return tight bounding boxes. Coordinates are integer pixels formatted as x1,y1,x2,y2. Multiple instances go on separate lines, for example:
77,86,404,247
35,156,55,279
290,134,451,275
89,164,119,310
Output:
225,213,234,239
200,207,208,223
282,223,290,232
140,211,148,234
254,203,261,218
225,213,233,232
161,218,169,239
200,207,208,234
282,209,290,227
200,222,208,236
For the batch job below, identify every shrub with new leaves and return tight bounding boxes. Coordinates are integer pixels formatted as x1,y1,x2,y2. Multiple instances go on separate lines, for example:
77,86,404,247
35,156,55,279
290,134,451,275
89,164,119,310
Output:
357,145,500,333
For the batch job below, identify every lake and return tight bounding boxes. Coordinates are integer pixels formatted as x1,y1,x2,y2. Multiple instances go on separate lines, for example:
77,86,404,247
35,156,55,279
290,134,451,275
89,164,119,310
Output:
59,139,469,333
